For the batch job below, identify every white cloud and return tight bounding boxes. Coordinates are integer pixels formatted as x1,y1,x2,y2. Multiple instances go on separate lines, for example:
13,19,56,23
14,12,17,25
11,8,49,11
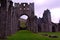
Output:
50,8,60,23
34,0,47,5
20,15,28,19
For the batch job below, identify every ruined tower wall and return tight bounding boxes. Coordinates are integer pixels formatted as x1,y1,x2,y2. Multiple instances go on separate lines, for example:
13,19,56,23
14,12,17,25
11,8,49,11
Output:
43,9,52,32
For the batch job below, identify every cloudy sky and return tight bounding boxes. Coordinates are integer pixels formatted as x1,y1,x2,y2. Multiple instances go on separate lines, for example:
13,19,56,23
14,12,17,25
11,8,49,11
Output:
12,0,60,23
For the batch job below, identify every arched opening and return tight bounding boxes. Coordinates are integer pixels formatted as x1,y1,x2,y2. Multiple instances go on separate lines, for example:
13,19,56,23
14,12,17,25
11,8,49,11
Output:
18,15,28,30
52,26,56,32
38,25,41,32
58,23,60,31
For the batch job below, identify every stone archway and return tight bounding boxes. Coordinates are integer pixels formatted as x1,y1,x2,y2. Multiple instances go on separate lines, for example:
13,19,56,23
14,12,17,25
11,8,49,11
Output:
14,3,38,32
18,15,28,30
16,13,32,31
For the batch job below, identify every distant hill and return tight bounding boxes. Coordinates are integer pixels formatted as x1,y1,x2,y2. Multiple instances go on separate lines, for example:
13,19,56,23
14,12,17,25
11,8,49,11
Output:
19,18,27,22
19,18,27,28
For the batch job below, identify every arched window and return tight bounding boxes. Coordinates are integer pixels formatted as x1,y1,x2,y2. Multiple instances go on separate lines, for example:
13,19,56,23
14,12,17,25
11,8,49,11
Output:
23,4,26,6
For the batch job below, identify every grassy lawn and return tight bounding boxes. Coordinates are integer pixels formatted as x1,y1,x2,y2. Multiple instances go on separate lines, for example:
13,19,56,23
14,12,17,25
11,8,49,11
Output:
7,30,60,40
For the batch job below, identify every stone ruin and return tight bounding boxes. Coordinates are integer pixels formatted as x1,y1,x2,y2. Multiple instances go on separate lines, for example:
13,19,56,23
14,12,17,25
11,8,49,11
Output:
0,0,60,39
38,9,60,32
0,0,38,39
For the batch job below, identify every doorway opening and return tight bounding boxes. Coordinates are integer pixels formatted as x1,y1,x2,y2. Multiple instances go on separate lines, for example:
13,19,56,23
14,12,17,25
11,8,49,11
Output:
52,26,56,32
38,25,41,32
18,15,28,30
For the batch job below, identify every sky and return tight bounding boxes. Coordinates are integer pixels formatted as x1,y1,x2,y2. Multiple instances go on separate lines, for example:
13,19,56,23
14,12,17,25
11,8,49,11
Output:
12,0,60,23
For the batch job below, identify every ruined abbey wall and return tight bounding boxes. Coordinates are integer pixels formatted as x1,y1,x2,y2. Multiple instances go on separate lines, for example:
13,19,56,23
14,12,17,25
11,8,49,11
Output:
0,0,38,39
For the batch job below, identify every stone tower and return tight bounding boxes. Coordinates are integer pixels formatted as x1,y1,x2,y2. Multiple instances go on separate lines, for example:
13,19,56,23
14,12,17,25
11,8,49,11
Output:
43,9,52,32
14,3,38,33
38,9,52,32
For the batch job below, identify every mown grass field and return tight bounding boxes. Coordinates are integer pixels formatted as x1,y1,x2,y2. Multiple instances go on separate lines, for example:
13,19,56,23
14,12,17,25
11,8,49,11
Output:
7,30,60,40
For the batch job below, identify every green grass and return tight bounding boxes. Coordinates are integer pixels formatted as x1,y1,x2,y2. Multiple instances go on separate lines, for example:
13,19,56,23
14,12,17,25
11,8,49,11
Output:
7,30,60,40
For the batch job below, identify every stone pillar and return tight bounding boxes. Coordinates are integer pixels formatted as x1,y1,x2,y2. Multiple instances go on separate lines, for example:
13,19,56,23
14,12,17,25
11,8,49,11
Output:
41,23,44,32
56,24,58,32
31,16,38,33
26,18,30,31
7,1,13,36
0,7,7,39
0,0,8,39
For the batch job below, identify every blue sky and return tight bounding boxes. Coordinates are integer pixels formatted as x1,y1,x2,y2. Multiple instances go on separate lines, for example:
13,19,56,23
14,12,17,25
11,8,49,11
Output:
12,0,60,23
